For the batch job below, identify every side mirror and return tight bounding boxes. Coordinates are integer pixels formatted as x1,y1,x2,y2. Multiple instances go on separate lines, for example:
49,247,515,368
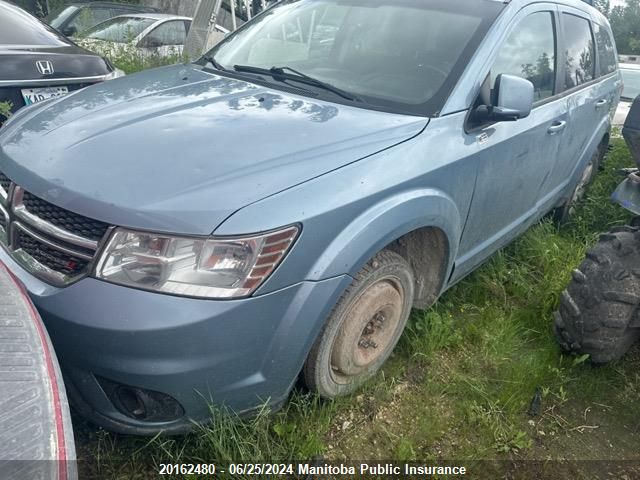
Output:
489,74,535,121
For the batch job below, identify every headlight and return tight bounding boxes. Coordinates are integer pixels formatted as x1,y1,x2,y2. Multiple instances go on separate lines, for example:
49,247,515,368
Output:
104,68,125,80
95,226,299,299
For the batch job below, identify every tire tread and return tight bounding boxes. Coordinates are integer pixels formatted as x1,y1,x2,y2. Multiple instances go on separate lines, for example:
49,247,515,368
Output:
555,228,640,363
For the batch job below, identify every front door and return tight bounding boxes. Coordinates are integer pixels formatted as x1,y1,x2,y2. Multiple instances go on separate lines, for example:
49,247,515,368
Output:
454,6,568,281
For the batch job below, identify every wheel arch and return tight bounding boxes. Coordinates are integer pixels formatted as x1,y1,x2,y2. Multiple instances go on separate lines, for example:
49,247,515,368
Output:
557,116,611,208
307,188,461,307
386,226,450,309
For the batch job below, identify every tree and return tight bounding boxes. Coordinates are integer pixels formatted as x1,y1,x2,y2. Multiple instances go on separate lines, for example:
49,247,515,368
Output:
603,0,640,54
536,52,553,76
594,0,611,16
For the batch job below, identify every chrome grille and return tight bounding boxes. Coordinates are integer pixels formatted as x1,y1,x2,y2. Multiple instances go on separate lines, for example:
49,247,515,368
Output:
16,226,91,276
0,174,10,194
22,191,109,242
0,173,112,286
0,173,10,203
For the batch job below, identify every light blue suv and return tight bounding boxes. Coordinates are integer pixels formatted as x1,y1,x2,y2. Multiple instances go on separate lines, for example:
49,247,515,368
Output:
0,0,620,434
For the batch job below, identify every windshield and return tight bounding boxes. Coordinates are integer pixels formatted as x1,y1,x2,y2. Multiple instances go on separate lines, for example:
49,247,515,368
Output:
202,0,503,115
47,6,78,29
621,68,640,101
83,17,155,43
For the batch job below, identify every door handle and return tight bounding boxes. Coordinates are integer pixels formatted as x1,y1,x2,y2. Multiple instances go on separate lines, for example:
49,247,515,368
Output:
595,99,609,109
547,121,567,135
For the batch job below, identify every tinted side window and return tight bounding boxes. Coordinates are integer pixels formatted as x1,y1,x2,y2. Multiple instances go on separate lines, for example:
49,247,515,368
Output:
113,8,134,17
594,23,617,76
144,21,187,46
562,13,595,89
492,12,556,102
69,7,114,32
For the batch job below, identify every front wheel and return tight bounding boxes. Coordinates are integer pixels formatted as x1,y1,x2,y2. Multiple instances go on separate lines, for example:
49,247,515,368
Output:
303,250,415,398
555,227,640,363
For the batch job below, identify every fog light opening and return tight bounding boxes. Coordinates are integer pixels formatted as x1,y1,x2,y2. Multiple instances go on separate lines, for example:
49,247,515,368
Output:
97,376,185,423
115,386,147,420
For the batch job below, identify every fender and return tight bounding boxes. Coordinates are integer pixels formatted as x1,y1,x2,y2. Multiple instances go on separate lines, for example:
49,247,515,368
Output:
215,124,471,296
307,188,460,285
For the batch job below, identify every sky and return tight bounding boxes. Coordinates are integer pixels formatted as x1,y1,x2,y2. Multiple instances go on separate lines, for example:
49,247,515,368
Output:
611,0,626,7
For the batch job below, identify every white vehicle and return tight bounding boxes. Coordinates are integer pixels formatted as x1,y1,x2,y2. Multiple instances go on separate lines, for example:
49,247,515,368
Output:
614,63,640,125
77,14,194,59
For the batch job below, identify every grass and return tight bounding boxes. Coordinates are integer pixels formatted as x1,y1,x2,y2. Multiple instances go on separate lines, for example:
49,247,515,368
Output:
76,140,640,479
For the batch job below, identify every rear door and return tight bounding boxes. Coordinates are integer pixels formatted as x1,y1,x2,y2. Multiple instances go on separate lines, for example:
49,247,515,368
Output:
455,5,568,279
593,22,621,122
549,8,613,186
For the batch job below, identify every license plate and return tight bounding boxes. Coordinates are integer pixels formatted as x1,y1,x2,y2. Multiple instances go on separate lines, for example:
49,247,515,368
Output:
21,87,69,106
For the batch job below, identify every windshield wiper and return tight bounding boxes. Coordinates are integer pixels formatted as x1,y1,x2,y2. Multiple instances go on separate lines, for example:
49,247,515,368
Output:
233,64,363,102
203,56,228,72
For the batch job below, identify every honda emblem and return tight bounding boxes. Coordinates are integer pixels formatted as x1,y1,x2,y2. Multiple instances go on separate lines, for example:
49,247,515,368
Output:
36,60,54,75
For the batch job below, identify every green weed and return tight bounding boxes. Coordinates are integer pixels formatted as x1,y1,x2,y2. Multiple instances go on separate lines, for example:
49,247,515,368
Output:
0,101,11,123
76,39,185,74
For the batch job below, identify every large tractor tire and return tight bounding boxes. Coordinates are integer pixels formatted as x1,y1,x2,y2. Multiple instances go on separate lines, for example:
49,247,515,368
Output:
555,227,640,364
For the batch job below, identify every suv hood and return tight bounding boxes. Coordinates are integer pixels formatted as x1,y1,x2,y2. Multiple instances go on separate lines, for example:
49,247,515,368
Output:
0,64,427,235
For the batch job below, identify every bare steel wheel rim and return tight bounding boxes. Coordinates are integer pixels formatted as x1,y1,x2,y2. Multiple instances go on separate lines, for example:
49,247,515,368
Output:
329,277,405,385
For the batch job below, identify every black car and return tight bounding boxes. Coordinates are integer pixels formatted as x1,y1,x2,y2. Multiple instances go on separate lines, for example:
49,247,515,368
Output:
46,1,159,37
0,0,121,124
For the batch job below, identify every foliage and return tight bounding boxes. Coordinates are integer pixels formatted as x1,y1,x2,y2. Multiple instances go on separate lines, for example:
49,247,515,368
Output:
76,38,184,74
593,0,611,16
600,0,640,55
0,102,12,125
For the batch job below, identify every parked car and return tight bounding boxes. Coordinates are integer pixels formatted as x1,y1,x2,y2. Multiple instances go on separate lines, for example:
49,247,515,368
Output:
0,261,76,480
45,1,158,38
0,0,123,124
0,0,621,435
555,96,640,364
77,14,193,58
613,63,640,125
619,53,640,65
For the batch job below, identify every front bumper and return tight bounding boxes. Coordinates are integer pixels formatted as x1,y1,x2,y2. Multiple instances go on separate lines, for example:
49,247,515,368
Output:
0,246,350,435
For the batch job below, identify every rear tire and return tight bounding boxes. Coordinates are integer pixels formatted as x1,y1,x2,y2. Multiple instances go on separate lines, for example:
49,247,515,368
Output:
594,137,608,172
555,227,640,364
554,149,598,224
303,250,415,398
